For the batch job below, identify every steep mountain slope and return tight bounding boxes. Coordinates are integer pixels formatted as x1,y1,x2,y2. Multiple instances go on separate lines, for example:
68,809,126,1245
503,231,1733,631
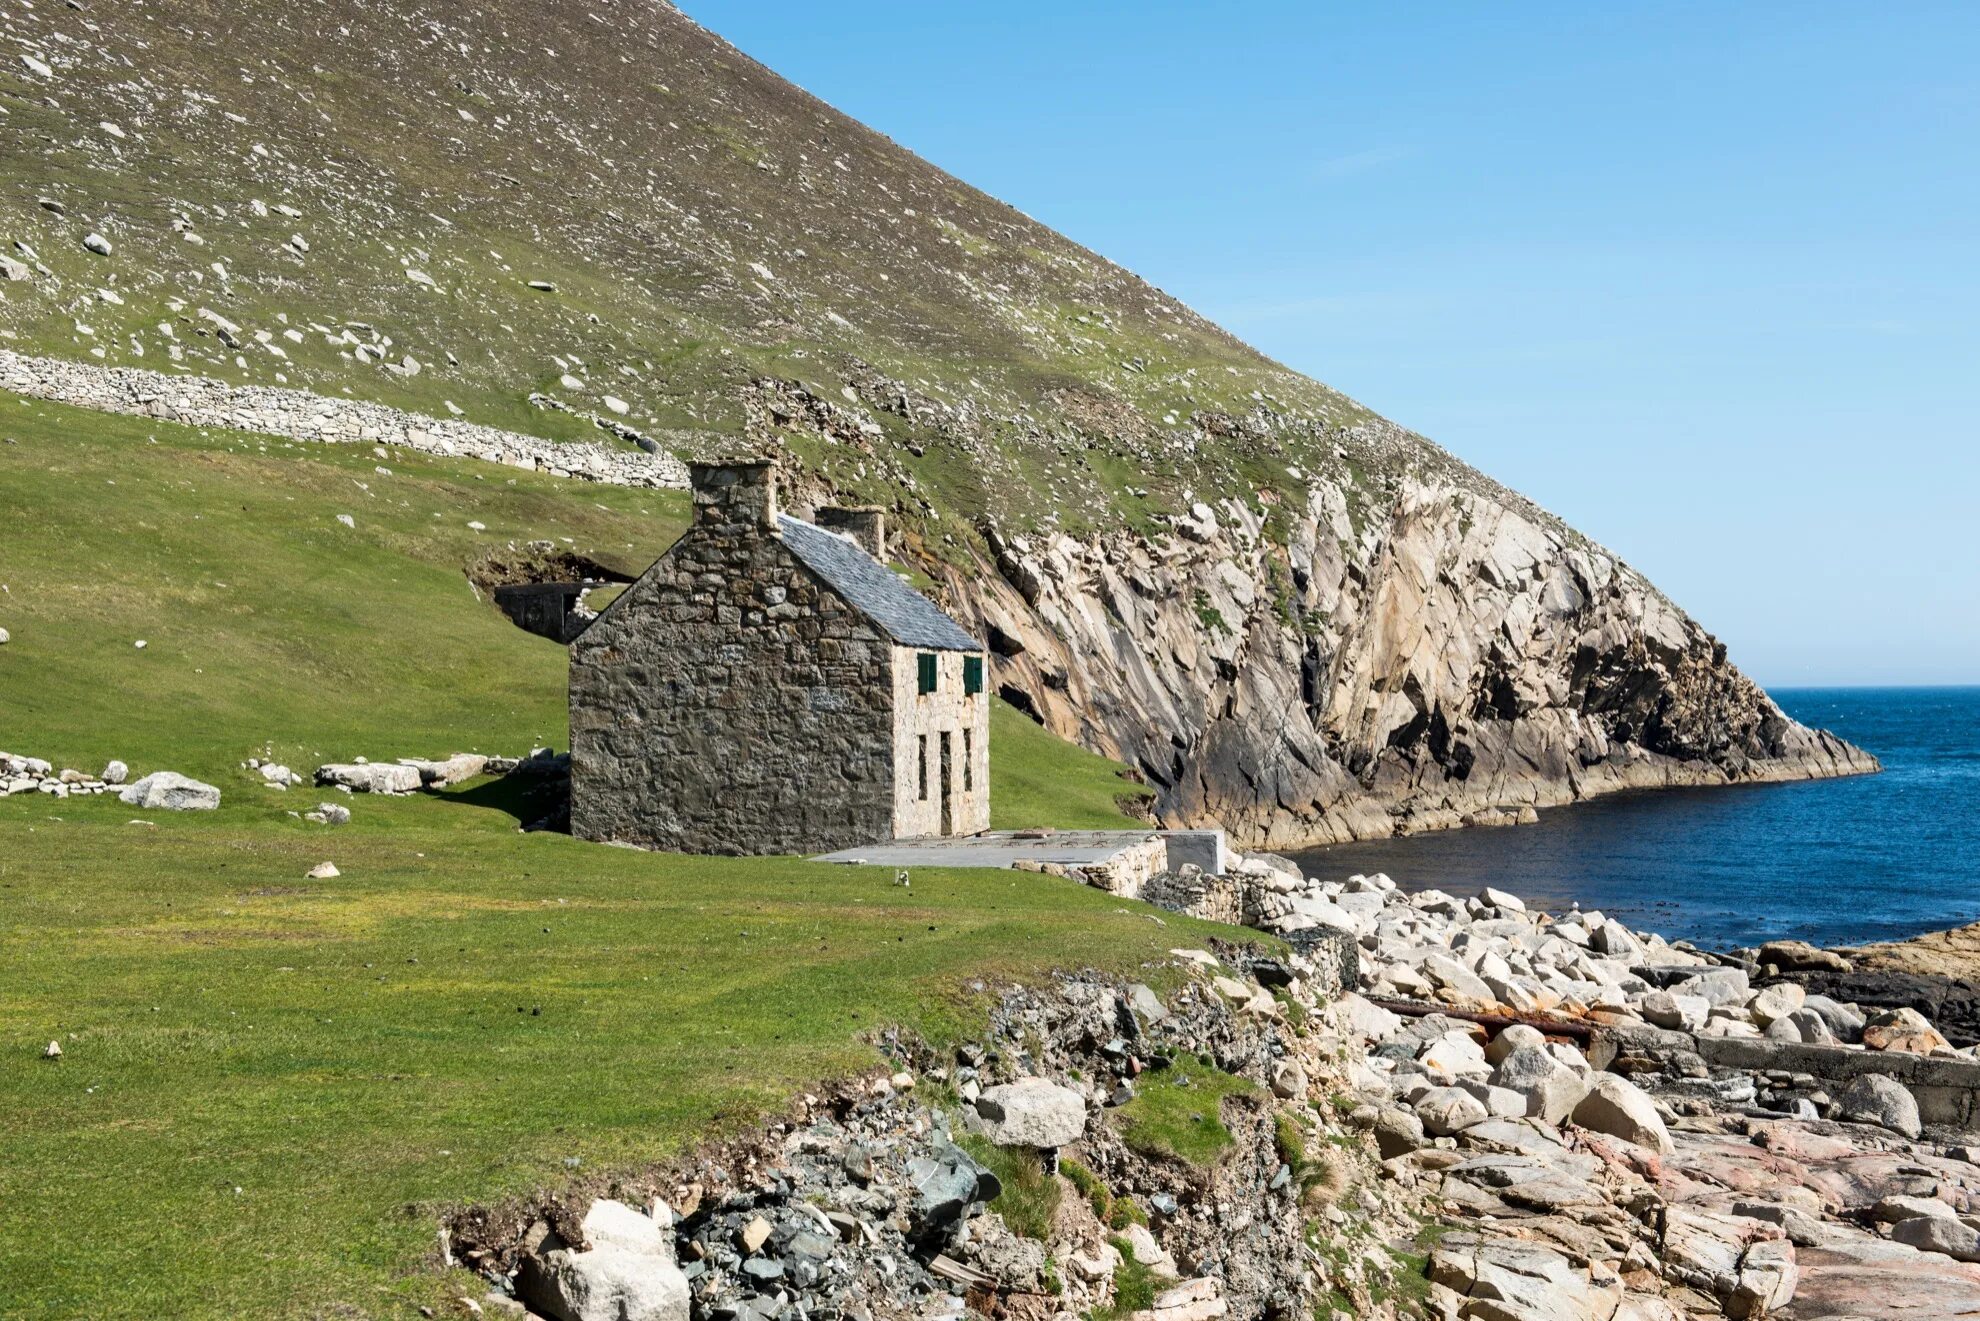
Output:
0,0,1874,845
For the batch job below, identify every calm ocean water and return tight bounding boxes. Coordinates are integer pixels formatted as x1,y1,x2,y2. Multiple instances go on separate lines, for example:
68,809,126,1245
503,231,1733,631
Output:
1290,687,1980,951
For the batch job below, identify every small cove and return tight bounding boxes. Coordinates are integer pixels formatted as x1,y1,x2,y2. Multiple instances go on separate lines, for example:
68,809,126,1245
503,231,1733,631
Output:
1290,687,1980,950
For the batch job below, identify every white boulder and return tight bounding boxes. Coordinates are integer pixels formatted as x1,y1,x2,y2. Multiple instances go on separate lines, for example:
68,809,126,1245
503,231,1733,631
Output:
518,1199,689,1321
118,771,220,811
1334,993,1402,1043
974,1078,1087,1148
1485,1023,1545,1066
1747,982,1806,1028
1571,1074,1673,1154
1835,1073,1922,1140
1489,1046,1589,1124
1892,1215,1980,1263
1414,1085,1490,1136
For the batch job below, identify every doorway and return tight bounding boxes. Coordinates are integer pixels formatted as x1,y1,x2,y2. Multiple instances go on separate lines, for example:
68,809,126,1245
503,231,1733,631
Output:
938,731,954,837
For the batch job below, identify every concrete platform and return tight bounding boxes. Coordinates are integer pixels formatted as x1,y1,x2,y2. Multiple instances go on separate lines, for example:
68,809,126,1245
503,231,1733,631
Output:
813,830,1164,870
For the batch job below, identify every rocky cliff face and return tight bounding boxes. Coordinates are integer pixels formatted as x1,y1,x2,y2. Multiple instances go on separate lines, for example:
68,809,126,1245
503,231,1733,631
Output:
754,378,1877,847
0,0,1874,847
930,459,1875,848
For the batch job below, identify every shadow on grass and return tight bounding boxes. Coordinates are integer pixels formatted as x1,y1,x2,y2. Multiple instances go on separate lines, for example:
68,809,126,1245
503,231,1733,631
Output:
434,771,570,832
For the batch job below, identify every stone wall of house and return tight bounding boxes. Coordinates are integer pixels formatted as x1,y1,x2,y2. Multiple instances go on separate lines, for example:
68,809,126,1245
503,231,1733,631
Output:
888,645,990,839
569,462,898,855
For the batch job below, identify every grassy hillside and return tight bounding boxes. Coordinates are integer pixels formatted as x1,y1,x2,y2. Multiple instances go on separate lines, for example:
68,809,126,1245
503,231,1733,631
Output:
989,698,1154,829
0,0,1496,559
0,797,1217,1320
0,393,681,781
0,392,1175,1317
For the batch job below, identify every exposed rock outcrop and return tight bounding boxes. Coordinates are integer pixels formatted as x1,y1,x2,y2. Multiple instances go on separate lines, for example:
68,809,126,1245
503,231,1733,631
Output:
952,476,1877,848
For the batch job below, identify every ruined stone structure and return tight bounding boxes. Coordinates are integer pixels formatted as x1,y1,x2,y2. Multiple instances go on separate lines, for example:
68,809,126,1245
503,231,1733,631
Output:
569,462,989,855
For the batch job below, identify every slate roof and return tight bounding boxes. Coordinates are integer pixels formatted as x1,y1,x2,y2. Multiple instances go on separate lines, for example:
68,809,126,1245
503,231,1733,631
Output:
777,514,980,652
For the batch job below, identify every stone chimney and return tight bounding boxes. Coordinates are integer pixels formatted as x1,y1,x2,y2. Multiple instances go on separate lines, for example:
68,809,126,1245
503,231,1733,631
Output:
815,506,887,561
689,460,777,534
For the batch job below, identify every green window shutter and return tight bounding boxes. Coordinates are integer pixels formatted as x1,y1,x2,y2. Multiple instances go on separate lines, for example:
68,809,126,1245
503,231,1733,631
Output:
963,655,984,695
917,653,938,694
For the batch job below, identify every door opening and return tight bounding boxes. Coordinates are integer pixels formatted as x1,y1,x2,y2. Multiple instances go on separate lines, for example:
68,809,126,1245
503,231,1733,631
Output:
938,731,954,837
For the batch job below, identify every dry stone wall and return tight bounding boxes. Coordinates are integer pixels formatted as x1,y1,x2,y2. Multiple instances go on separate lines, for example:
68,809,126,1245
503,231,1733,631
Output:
0,349,687,489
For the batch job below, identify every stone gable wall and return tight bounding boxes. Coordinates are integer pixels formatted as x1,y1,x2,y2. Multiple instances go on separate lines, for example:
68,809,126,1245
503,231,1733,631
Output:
889,646,990,839
570,483,896,855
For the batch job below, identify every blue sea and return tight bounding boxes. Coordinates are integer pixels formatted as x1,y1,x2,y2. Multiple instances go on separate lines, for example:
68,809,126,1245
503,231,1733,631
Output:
1290,687,1980,951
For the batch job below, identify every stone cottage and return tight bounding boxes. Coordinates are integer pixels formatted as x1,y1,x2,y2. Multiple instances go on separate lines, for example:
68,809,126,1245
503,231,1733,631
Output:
569,461,990,855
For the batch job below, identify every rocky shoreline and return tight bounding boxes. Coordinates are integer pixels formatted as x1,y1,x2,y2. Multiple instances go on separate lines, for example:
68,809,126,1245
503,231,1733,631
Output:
1766,926,1980,1051
445,853,1980,1321
1842,922,1980,984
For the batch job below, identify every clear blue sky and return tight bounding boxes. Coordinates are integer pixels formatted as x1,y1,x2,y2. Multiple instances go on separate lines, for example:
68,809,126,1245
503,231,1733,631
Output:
682,2,1978,687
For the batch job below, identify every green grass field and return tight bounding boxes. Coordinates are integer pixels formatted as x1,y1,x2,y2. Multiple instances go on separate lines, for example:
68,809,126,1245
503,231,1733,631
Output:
0,395,1191,1318
0,800,1216,1319
0,393,682,782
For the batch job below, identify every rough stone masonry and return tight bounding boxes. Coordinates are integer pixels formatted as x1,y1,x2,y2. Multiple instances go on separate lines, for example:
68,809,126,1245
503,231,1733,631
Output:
569,461,989,856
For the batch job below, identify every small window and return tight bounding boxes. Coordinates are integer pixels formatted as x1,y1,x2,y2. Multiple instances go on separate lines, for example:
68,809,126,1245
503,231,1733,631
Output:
963,728,974,792
917,652,938,694
963,654,984,696
917,734,929,800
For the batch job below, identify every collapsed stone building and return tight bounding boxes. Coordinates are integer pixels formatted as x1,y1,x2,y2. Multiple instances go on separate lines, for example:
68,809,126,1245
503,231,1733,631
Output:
569,461,990,855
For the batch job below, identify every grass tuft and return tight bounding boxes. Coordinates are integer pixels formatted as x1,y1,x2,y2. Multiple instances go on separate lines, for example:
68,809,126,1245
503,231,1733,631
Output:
955,1135,1062,1241
1113,1056,1256,1168
1062,1156,1112,1221
1088,1235,1159,1321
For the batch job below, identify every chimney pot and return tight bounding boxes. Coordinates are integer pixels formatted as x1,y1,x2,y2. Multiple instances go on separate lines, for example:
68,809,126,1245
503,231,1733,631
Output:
816,505,887,560
689,460,777,533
